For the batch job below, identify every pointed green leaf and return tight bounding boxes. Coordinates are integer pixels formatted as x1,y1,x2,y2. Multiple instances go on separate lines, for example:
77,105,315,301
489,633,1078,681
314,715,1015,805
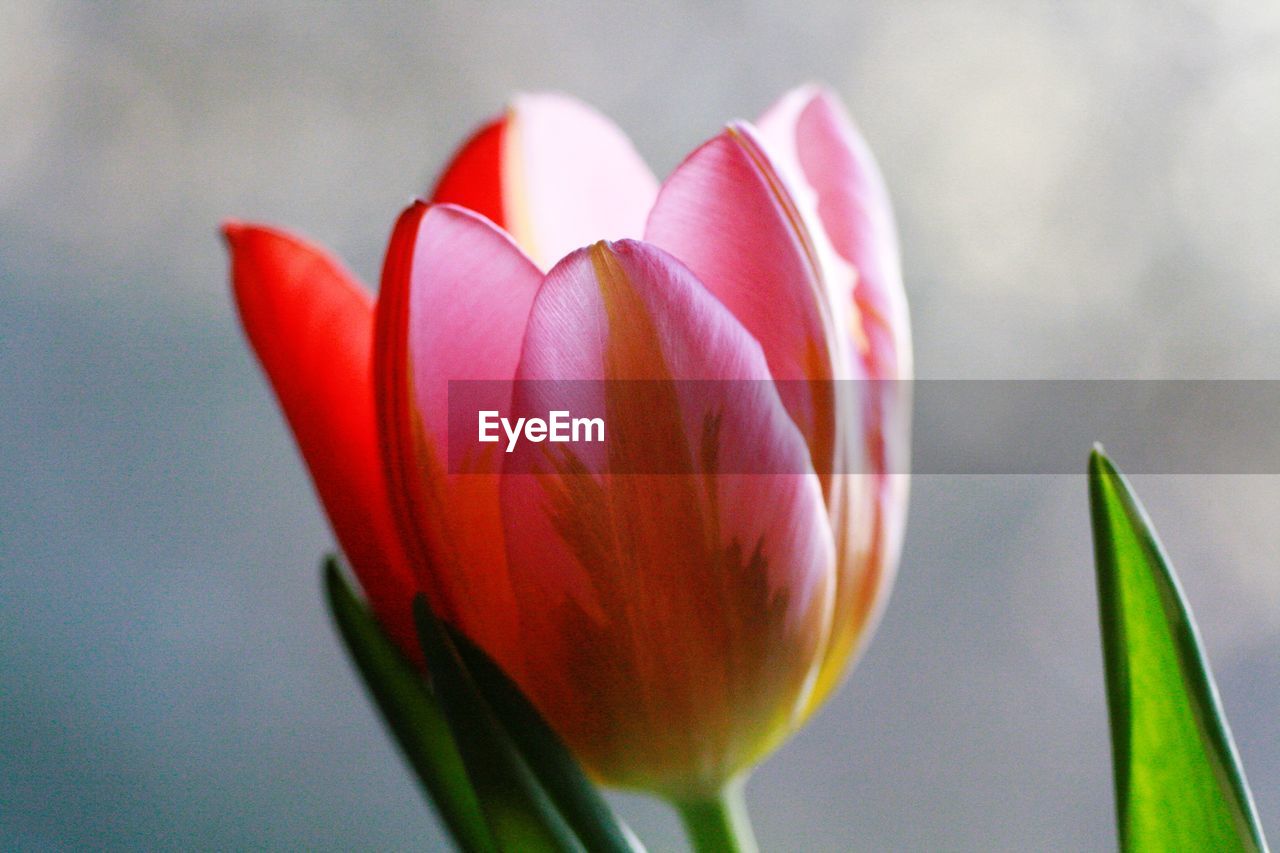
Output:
412,595,584,853
322,558,495,852
448,627,645,853
1088,449,1268,852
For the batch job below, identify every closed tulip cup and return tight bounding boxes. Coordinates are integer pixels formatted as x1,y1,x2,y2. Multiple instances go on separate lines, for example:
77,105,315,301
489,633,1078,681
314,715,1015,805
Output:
225,85,911,850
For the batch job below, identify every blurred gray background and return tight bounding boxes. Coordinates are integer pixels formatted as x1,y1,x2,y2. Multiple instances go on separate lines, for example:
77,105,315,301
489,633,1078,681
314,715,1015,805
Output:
3,1,1278,849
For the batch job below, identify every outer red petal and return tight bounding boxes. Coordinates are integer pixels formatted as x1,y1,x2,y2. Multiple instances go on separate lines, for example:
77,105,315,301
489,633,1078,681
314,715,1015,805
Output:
430,117,508,230
223,222,418,654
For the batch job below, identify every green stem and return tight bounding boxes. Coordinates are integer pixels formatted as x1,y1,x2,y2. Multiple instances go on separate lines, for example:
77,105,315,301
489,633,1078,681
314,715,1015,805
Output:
674,780,758,853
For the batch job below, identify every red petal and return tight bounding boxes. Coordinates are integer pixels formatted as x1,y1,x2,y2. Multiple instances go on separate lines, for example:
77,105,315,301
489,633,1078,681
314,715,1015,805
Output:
430,117,508,230
223,222,418,654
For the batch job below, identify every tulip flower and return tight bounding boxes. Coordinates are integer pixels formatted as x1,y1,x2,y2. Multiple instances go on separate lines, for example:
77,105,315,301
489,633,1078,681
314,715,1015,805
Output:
225,86,909,847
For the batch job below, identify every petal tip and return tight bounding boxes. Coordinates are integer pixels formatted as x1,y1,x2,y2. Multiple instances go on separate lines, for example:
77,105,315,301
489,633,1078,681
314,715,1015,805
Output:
801,80,836,100
586,238,617,268
220,218,247,246
779,81,837,108
510,90,590,112
590,237,662,267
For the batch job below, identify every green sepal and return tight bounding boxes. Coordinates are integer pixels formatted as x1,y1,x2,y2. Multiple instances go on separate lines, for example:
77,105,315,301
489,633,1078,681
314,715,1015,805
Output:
1088,449,1268,852
412,595,584,852
448,627,645,853
322,557,495,852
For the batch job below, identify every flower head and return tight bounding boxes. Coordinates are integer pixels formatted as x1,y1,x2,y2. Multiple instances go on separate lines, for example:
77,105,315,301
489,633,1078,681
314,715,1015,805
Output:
225,86,910,798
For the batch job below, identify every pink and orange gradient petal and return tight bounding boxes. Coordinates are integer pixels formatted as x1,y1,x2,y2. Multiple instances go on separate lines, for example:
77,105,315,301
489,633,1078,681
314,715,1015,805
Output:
499,240,834,798
373,202,543,678
758,85,912,714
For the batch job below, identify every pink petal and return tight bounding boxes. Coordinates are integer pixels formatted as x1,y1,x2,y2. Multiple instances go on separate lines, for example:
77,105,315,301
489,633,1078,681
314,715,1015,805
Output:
506,93,659,269
758,85,913,712
756,84,911,384
373,202,543,677
645,123,841,490
499,239,834,797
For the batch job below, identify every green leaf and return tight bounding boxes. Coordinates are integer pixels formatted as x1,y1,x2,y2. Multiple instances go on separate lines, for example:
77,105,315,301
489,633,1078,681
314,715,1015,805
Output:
412,595,584,852
448,627,645,853
322,558,495,852
1088,449,1269,852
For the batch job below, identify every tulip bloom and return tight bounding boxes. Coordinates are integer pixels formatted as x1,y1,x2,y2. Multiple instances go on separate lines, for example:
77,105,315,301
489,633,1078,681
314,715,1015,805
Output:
225,86,909,805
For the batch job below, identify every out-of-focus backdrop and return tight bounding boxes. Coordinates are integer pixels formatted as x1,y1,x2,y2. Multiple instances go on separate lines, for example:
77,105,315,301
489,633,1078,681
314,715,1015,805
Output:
3,2,1278,849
